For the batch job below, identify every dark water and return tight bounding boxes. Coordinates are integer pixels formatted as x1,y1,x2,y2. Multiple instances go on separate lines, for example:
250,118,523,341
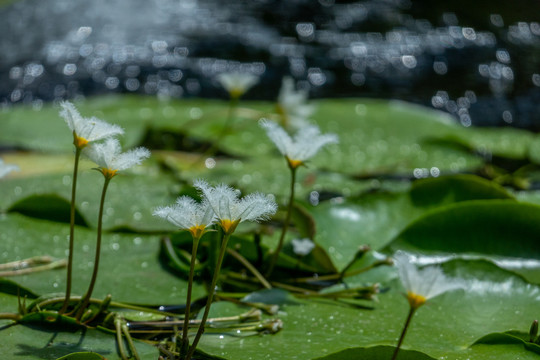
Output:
1,0,539,128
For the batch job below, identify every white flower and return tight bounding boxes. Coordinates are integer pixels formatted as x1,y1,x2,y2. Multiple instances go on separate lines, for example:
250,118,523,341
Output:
194,179,277,234
153,196,216,238
277,77,316,128
0,158,19,179
216,72,259,99
291,238,315,256
84,138,150,179
60,101,124,149
394,251,462,309
260,120,339,169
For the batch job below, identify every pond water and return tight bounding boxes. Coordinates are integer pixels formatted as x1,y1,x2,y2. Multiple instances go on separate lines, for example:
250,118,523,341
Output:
1,0,539,128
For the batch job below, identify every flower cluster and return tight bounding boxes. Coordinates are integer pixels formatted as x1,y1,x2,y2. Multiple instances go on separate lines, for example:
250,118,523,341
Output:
60,101,124,149
260,120,339,169
394,251,462,309
61,101,150,177
155,180,277,236
84,138,150,179
216,72,259,100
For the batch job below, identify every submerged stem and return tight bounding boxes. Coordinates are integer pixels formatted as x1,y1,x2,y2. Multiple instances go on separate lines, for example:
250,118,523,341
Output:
180,235,201,358
391,305,417,360
266,165,297,277
227,248,272,289
76,176,111,321
60,146,82,314
184,232,232,360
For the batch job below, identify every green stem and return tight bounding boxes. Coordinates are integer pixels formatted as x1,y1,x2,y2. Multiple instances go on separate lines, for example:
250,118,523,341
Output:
184,232,232,360
0,259,67,277
31,296,178,317
115,316,129,360
265,165,297,277
0,313,22,321
180,235,201,358
59,147,82,314
226,248,272,289
122,320,141,360
391,305,417,360
76,176,111,321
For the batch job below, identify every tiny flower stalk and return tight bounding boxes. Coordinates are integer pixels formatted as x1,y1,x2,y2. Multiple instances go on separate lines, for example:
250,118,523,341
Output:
260,120,338,277
391,252,462,360
58,101,124,315
184,180,276,360
205,72,259,159
75,138,150,321
153,196,216,357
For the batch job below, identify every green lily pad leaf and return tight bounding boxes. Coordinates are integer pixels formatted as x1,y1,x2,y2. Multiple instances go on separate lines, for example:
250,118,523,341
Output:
56,352,107,360
463,126,535,160
385,200,540,282
409,174,513,205
0,213,205,305
0,152,84,177
203,259,540,359
473,331,540,355
9,194,88,226
0,322,158,360
0,171,181,232
0,96,150,152
312,345,436,360
387,200,540,258
310,174,513,271
0,278,40,298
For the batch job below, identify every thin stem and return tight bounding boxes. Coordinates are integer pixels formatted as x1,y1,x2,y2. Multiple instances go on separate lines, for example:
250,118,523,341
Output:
184,232,232,360
115,316,129,360
266,165,297,277
0,313,22,321
180,235,201,358
293,259,391,283
226,248,272,289
0,255,54,270
121,320,141,360
0,259,66,277
76,176,111,321
31,296,178,317
60,147,82,314
391,305,417,360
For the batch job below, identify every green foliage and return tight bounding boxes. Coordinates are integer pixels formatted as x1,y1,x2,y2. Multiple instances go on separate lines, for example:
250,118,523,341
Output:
2,96,540,359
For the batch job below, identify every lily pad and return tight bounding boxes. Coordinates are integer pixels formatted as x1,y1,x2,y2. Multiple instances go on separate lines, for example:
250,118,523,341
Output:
312,345,436,360
198,259,540,359
311,175,513,271
0,170,181,232
0,319,158,360
0,213,205,305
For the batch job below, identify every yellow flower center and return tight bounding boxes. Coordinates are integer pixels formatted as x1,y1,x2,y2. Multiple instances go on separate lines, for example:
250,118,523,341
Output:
407,291,426,309
73,133,89,149
229,88,244,100
220,219,240,234
286,157,303,169
100,168,118,179
188,224,207,239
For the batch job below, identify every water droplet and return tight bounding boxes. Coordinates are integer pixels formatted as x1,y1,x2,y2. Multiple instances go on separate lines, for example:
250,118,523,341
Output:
62,175,72,186
205,158,216,169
